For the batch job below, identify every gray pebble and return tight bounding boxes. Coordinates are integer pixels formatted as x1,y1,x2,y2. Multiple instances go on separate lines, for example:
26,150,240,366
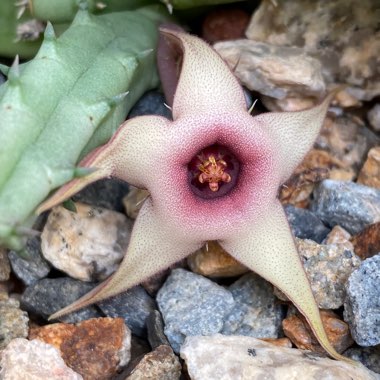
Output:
128,91,172,119
344,346,380,374
0,298,29,350
0,248,11,281
147,310,170,349
222,273,284,339
8,237,50,286
21,277,101,323
344,254,380,346
156,268,235,353
0,71,5,86
284,204,330,243
73,178,129,212
311,179,380,234
368,104,380,132
98,285,156,337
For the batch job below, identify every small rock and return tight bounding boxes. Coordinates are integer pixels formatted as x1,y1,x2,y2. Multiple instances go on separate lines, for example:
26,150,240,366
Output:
368,104,380,132
261,95,318,112
128,91,171,119
214,39,325,104
344,254,380,346
323,225,353,251
358,147,380,189
284,205,330,243
180,335,378,380
261,337,292,348
41,203,132,282
246,0,380,101
0,247,11,281
21,277,101,323
311,179,380,234
72,178,130,212
8,236,50,285
222,273,284,339
98,286,156,337
29,317,131,380
187,241,248,278
0,338,83,380
122,186,150,219
202,8,250,43
282,310,353,354
126,345,181,380
156,268,235,353
350,222,380,260
290,238,361,309
147,310,170,349
344,346,380,374
0,71,5,85
0,298,29,349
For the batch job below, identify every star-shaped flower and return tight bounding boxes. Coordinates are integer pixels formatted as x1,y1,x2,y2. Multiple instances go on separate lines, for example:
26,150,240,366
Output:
38,28,352,363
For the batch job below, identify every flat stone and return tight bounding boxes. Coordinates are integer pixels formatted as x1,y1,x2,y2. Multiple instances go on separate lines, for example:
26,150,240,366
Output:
98,285,156,337
156,268,235,353
0,298,29,349
29,317,131,380
122,186,150,219
214,39,325,104
222,273,284,339
8,236,50,285
21,277,101,323
311,179,380,234
284,204,330,243
72,178,130,212
350,222,380,260
293,238,361,309
282,309,353,354
368,104,380,132
180,335,378,380
0,338,83,379
344,254,380,346
344,346,380,374
0,247,11,281
41,203,132,282
128,90,171,120
246,0,380,101
126,345,181,380
358,147,380,189
147,310,170,349
187,241,248,278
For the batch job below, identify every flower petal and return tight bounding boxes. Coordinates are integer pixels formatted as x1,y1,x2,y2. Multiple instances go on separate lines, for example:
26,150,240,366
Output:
219,200,355,364
49,197,202,320
253,92,336,183
159,27,246,120
37,115,169,213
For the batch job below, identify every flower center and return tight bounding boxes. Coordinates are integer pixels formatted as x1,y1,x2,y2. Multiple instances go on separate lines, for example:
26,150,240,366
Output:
188,144,240,199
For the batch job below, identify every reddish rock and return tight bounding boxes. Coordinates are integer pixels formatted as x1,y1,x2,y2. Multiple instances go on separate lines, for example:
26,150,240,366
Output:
187,241,248,278
357,147,380,189
350,222,380,260
29,317,131,380
282,310,354,354
324,226,354,251
202,8,250,43
261,337,292,348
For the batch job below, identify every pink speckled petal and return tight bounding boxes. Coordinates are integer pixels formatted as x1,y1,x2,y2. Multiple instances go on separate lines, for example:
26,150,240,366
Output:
253,92,336,183
219,200,354,364
159,28,247,120
49,197,202,319
37,115,169,213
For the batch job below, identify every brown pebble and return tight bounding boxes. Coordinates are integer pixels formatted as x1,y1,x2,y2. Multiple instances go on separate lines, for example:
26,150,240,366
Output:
350,222,380,260
202,8,250,43
187,241,248,278
29,317,130,380
282,310,353,354
357,146,380,189
261,337,293,348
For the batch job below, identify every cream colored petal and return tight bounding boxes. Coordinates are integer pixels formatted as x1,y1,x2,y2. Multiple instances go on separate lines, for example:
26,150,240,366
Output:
49,197,202,320
159,28,246,120
220,200,355,364
37,115,169,213
253,92,336,183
